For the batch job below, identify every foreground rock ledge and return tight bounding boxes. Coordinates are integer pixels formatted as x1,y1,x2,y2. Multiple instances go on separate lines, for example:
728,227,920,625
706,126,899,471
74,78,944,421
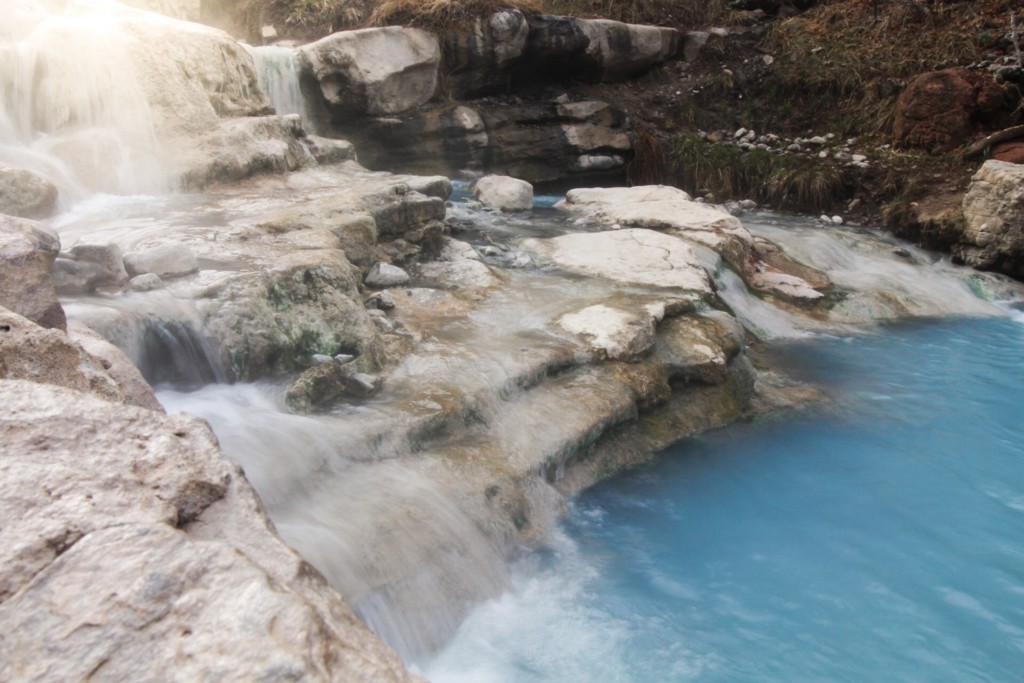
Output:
0,379,420,683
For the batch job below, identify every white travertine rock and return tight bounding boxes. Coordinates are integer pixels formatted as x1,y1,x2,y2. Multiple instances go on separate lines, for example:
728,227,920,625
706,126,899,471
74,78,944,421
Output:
558,304,657,360
0,379,421,683
959,159,1024,279
302,27,440,117
558,185,752,267
123,243,198,278
471,175,534,211
522,228,713,295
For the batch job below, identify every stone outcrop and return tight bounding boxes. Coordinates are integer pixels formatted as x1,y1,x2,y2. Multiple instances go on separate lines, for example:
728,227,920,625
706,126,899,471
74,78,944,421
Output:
0,215,65,331
957,159,1024,278
0,167,59,219
304,12,682,185
0,380,419,683
302,27,440,118
471,175,534,211
893,68,1006,153
442,11,680,97
559,185,749,265
0,194,421,681
62,163,451,381
348,98,632,186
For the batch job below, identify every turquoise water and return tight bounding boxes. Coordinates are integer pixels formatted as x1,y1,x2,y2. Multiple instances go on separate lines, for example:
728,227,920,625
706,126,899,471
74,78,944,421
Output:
423,314,1024,682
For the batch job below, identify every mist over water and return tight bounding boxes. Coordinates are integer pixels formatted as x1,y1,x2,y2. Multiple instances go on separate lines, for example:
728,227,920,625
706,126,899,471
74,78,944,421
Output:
423,314,1024,682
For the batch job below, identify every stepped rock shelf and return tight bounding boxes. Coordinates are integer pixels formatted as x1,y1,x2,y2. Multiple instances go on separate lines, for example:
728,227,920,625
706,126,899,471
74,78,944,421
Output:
4,2,1024,681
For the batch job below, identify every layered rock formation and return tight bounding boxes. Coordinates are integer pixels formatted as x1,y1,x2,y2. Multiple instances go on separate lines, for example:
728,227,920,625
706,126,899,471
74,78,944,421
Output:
289,14,682,186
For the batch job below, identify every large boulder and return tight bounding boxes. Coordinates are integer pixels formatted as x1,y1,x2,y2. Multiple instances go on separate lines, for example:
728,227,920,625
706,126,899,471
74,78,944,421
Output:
302,27,440,118
0,215,65,331
179,115,316,190
578,19,680,82
442,11,680,97
471,175,534,211
0,379,420,683
957,159,1024,278
893,68,1006,153
200,249,383,379
0,167,59,219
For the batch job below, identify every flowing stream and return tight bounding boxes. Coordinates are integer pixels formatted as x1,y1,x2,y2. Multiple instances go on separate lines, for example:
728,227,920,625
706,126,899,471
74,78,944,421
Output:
421,313,1024,682
6,3,1024,679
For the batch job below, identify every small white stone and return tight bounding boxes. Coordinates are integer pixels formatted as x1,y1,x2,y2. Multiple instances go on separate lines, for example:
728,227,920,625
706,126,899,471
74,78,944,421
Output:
831,215,844,225
365,262,410,287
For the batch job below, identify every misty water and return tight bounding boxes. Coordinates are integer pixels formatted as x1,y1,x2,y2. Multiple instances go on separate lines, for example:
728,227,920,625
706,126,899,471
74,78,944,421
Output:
422,312,1024,682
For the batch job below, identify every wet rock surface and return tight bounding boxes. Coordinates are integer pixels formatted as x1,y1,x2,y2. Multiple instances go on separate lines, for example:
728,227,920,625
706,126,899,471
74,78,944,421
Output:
0,166,58,219
0,215,65,331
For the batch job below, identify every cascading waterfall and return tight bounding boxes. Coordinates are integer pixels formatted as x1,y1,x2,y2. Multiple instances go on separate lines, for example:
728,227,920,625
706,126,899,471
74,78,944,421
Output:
0,0,170,201
10,3,1024,677
245,45,312,127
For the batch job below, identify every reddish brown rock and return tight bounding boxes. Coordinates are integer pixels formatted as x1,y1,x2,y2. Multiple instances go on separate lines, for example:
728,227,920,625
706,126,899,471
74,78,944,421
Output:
991,139,1024,165
893,68,1005,153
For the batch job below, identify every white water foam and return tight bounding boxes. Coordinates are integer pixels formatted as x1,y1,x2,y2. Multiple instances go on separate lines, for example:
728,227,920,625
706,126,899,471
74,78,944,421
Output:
246,45,311,126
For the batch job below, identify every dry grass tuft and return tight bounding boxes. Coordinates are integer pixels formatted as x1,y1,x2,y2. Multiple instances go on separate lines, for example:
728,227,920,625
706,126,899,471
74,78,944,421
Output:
369,0,545,31
545,0,730,27
668,134,848,211
627,126,669,186
241,0,375,34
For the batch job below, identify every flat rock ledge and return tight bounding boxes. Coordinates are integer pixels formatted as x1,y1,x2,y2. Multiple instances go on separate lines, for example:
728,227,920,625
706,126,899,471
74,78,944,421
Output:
522,228,714,295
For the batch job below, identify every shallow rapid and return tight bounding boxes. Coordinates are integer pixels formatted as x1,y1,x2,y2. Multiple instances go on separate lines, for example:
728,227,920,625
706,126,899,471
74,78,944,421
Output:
422,313,1024,682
